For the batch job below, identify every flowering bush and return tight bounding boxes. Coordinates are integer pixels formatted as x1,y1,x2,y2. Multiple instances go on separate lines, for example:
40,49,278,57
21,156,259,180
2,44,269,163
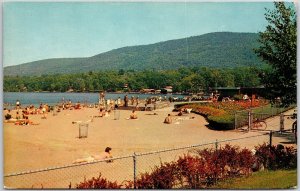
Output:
194,106,227,117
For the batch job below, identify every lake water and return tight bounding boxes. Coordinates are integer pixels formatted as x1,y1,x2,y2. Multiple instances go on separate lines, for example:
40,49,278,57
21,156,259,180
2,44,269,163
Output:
3,92,184,107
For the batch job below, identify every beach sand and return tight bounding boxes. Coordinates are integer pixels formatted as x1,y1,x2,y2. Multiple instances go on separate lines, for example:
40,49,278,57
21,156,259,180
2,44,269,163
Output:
3,105,295,176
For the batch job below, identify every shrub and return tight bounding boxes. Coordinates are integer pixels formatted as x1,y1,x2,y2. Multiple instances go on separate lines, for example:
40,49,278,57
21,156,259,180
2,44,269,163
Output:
255,143,297,170
195,148,222,186
136,162,178,189
135,172,154,189
207,114,235,130
197,145,255,178
76,173,122,189
176,154,207,188
150,162,177,189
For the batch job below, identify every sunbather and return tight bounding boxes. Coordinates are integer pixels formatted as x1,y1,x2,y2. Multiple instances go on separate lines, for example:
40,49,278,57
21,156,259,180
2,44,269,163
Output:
73,147,113,164
130,110,138,119
14,118,39,125
164,114,172,124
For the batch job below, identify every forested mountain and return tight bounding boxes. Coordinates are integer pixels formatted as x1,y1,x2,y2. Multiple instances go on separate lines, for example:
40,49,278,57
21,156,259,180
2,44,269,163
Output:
4,32,264,76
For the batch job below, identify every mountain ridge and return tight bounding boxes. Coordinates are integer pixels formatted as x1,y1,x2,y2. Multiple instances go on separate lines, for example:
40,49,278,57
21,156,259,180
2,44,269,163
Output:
4,32,264,76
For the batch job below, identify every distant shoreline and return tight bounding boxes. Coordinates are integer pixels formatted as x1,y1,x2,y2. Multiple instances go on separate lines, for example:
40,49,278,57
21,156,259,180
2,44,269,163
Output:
3,92,189,107
3,91,189,95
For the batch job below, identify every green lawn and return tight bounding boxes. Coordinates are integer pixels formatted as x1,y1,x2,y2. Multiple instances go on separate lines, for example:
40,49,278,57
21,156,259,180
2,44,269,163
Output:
251,104,295,115
212,169,297,189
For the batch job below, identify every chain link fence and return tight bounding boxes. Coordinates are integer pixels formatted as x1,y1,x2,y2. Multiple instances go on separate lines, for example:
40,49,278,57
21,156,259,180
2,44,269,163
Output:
234,106,296,131
5,131,286,189
4,155,134,189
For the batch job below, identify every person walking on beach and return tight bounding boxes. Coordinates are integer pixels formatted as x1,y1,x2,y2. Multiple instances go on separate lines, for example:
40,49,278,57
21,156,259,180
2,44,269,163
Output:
124,95,129,107
136,96,139,107
131,96,135,106
99,92,105,106
41,105,47,119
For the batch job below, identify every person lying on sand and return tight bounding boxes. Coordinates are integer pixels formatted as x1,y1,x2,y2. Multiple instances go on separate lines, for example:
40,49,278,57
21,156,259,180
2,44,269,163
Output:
4,118,19,123
145,113,158,115
93,147,113,162
73,147,113,164
72,120,83,124
175,116,195,121
14,118,39,125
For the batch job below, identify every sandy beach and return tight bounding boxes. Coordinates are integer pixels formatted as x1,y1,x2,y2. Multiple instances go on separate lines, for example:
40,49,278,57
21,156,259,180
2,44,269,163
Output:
4,104,295,176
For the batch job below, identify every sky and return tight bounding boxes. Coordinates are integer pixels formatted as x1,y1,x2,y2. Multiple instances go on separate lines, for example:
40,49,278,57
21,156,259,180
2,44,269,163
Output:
3,1,285,67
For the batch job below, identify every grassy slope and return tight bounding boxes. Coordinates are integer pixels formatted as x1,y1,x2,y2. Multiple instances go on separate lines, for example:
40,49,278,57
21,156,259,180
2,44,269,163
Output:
212,169,297,189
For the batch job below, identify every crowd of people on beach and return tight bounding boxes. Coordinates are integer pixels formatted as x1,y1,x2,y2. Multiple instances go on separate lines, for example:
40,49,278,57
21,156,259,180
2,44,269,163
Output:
4,93,196,126
3,100,53,125
4,94,197,166
4,108,40,126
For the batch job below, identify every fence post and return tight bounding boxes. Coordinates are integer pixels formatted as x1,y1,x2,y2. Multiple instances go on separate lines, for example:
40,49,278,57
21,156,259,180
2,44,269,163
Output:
133,152,137,189
215,139,219,185
248,110,252,132
280,114,284,133
234,112,237,130
269,131,273,147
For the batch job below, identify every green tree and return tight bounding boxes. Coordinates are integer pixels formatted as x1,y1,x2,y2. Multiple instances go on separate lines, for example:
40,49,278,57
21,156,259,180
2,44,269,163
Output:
255,2,296,106
191,74,205,93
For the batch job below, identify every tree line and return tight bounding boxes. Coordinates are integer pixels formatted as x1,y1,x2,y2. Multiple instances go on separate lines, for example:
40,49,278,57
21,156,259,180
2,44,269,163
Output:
4,66,265,93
